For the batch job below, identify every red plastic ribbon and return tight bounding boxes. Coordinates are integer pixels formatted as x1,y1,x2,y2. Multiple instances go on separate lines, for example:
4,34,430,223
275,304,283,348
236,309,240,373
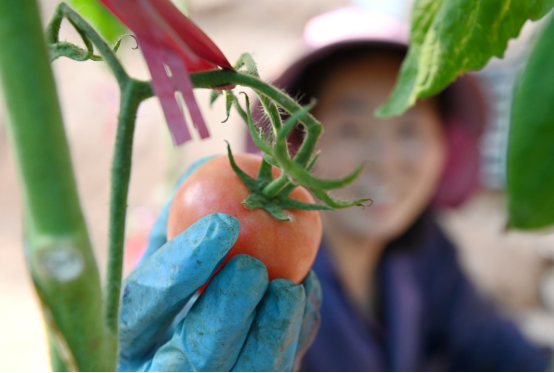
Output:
99,0,235,145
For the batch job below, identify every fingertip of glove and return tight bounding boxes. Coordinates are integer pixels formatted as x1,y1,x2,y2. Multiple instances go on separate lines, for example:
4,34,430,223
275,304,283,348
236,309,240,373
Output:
227,254,269,282
207,254,269,300
208,212,240,233
302,270,322,307
205,213,240,251
270,278,305,302
180,213,240,259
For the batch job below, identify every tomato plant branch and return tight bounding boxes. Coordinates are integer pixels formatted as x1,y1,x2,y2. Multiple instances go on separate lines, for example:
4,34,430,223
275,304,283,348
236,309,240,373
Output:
105,79,153,335
47,2,131,88
190,69,321,166
234,53,283,134
46,3,154,337
194,69,370,216
0,0,115,370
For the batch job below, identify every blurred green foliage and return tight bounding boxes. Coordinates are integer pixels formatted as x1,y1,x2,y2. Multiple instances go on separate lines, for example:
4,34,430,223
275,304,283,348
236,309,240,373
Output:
507,14,554,229
171,0,190,16
376,0,554,117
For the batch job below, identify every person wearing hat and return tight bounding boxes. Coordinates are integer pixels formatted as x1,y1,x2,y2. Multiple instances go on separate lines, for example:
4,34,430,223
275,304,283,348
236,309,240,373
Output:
244,6,551,371
116,6,551,372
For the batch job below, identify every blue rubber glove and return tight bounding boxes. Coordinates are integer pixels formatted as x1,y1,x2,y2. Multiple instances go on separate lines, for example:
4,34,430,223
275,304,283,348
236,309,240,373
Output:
118,158,322,372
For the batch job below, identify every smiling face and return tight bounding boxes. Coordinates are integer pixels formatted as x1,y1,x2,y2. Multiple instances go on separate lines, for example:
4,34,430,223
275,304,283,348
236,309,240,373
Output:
312,53,446,242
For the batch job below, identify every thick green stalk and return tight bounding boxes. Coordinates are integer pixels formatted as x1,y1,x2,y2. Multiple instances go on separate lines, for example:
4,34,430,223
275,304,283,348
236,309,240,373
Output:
105,79,153,335
0,0,115,371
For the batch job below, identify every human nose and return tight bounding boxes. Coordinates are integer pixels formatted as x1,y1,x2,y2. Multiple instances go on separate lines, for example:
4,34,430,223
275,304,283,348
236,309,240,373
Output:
366,132,404,175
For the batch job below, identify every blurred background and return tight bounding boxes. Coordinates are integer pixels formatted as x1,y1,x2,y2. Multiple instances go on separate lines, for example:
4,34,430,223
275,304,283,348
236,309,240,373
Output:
2,0,554,370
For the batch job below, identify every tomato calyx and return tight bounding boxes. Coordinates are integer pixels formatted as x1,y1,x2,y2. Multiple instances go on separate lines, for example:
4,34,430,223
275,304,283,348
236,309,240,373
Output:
226,143,331,221
211,53,372,221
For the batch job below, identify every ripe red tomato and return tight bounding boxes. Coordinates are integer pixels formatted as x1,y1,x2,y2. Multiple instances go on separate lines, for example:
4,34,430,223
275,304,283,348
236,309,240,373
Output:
167,153,322,284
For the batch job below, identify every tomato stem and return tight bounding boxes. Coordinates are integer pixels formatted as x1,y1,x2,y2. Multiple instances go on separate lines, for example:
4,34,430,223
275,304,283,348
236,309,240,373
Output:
46,3,135,89
262,174,291,198
190,69,320,166
105,78,152,335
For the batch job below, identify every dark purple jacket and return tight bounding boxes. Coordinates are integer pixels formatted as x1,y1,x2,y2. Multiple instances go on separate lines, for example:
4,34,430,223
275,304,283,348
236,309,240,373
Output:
302,213,551,371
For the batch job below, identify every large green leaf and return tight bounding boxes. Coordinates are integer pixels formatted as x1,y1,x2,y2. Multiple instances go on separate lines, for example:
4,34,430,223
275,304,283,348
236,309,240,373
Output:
376,0,554,117
66,0,127,44
507,14,554,229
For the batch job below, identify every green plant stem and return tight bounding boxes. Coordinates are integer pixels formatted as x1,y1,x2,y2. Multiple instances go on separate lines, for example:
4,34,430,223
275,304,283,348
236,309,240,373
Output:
47,3,154,337
105,79,153,335
54,3,130,88
0,0,115,370
262,174,291,198
190,70,322,167
199,70,366,209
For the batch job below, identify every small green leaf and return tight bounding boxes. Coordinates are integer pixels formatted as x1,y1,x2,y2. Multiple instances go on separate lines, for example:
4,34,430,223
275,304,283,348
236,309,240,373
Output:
507,14,554,229
113,34,137,53
257,92,282,133
232,95,248,123
277,152,319,196
241,92,274,154
67,0,128,44
209,89,222,107
221,90,234,123
273,102,314,162
262,152,279,168
257,158,274,185
277,197,332,211
235,54,284,134
306,152,320,172
304,163,365,191
49,41,99,62
262,204,291,221
376,0,554,117
225,142,258,191
279,155,365,191
234,53,260,77
311,188,372,209
242,194,291,221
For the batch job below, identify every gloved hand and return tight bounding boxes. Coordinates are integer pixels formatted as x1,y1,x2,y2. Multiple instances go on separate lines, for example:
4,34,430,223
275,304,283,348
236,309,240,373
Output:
118,158,322,372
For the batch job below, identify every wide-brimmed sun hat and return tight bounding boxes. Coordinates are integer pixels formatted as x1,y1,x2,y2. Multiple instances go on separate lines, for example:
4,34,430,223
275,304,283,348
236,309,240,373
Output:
247,6,487,208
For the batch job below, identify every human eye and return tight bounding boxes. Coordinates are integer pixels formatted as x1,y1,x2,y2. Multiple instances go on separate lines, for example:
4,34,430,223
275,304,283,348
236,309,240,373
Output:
397,121,420,140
